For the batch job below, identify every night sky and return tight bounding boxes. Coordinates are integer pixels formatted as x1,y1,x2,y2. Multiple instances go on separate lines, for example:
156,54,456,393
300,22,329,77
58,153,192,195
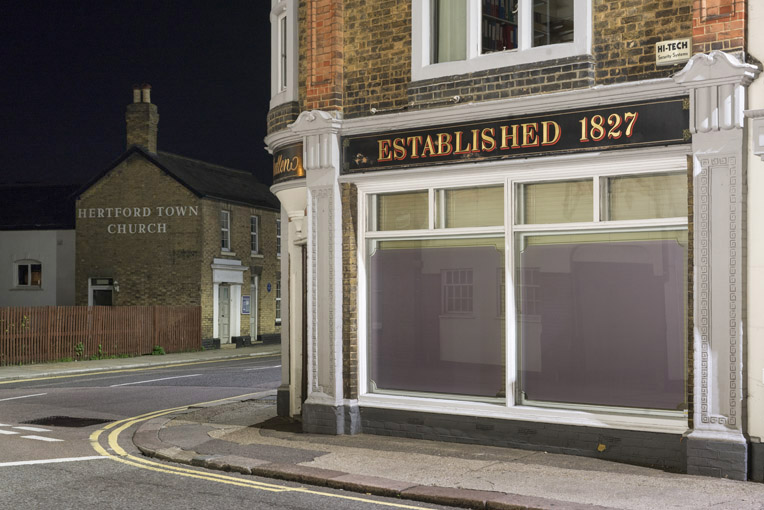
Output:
0,1,272,187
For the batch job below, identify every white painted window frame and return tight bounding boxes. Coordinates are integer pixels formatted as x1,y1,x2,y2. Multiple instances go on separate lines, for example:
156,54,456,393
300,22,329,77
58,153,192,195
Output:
250,215,260,255
14,259,42,288
221,210,231,252
276,214,282,257
275,271,282,324
412,0,592,82
354,144,690,434
270,0,298,108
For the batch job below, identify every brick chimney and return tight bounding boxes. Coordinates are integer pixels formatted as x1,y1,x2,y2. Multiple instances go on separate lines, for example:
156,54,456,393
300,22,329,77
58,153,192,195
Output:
125,83,159,153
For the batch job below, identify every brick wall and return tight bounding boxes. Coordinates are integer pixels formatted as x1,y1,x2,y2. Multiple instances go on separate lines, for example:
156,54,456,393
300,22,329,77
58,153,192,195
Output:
199,200,282,339
302,0,344,111
594,0,693,84
76,155,202,307
267,101,301,135
343,0,411,119
692,0,745,54
341,183,358,399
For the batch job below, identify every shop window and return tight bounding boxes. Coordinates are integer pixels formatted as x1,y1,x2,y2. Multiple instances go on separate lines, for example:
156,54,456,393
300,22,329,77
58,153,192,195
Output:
15,260,42,288
270,0,298,108
363,171,686,414
515,174,688,411
275,271,281,324
251,215,260,254
220,210,231,251
412,0,591,82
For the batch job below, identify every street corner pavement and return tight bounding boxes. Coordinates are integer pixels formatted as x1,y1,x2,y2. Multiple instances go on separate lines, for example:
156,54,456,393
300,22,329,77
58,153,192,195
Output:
132,399,619,510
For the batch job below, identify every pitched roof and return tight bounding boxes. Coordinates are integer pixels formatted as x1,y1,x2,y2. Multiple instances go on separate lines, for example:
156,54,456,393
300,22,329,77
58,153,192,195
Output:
0,184,78,230
79,146,279,211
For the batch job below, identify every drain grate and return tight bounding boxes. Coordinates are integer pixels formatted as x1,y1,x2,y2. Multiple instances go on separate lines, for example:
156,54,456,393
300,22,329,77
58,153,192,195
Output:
22,416,113,428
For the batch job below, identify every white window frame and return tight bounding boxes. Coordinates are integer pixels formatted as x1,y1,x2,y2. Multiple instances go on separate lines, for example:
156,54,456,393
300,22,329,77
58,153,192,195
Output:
412,0,592,82
270,0,298,108
354,145,690,434
14,260,42,288
251,215,260,255
221,210,231,252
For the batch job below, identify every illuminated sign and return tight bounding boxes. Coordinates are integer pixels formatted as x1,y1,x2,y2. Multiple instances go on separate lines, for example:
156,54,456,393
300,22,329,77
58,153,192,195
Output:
273,143,305,184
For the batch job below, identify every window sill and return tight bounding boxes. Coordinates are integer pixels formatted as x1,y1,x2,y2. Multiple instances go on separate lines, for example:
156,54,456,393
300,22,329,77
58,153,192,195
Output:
11,286,43,291
220,251,237,257
251,253,264,259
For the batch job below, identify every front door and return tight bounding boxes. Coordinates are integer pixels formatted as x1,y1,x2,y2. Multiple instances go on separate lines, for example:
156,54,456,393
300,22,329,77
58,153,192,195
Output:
219,285,230,343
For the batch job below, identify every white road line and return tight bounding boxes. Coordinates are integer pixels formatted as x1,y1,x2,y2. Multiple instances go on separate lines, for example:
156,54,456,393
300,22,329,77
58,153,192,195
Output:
0,430,19,435
21,435,63,442
109,374,202,387
0,393,47,402
12,426,51,433
0,456,107,467
243,365,282,371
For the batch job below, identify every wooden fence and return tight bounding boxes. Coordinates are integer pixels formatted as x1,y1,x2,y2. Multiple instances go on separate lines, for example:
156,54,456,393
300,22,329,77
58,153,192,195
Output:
0,306,201,366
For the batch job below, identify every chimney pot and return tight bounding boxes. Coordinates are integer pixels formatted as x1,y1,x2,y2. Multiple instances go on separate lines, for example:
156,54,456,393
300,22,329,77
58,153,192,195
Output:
132,85,141,103
141,83,152,104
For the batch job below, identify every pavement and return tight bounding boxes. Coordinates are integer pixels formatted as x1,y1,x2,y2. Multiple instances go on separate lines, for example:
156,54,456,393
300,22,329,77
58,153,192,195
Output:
3,346,764,510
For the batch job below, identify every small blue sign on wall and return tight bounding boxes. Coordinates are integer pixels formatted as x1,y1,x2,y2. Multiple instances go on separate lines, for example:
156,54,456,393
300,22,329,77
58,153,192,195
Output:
267,283,272,293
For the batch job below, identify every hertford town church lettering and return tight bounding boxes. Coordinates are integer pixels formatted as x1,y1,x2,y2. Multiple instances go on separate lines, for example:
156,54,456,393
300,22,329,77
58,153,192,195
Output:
77,205,199,234
342,97,689,174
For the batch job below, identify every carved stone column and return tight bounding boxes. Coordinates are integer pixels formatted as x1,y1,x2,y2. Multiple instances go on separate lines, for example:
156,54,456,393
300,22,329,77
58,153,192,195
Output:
290,110,359,434
674,51,760,480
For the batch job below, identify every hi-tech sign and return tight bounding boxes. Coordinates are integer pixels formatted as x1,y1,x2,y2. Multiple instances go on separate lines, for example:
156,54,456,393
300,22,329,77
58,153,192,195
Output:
342,97,689,174
656,38,691,66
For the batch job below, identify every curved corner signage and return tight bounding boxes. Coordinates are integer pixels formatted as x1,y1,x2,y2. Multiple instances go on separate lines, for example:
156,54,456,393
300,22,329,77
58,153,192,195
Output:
273,143,305,184
342,97,690,174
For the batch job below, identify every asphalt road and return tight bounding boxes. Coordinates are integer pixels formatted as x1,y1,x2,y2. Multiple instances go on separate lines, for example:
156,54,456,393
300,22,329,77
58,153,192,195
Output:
0,356,453,510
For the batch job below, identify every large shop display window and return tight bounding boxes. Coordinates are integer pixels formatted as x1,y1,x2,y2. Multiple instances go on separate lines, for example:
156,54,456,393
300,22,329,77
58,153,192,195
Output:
363,169,687,414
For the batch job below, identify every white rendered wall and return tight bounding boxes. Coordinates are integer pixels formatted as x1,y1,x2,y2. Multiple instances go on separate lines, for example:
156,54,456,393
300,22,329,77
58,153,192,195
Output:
0,230,74,306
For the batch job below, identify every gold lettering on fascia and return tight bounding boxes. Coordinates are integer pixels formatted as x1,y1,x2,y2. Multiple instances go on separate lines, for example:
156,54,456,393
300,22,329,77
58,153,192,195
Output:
79,205,199,234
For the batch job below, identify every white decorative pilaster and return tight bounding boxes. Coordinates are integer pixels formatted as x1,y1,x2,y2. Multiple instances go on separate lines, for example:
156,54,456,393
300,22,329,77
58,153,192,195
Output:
290,110,345,425
674,51,759,479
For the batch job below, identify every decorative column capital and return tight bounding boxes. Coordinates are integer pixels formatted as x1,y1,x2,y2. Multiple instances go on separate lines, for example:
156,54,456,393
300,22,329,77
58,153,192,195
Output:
672,51,760,133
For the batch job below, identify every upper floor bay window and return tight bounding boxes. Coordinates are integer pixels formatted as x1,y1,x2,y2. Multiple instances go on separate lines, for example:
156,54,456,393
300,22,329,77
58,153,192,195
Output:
413,0,591,81
270,0,298,108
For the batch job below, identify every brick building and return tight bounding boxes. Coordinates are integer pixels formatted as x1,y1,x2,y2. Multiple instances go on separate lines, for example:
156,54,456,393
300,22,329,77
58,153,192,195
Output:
77,85,281,344
266,0,762,480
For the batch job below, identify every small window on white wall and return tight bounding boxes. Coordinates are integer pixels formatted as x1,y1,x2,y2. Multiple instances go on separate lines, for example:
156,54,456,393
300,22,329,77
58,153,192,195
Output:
15,260,42,288
271,0,298,108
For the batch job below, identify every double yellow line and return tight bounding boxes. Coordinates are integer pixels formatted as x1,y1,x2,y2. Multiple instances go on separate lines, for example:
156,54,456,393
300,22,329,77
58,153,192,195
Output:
89,394,432,509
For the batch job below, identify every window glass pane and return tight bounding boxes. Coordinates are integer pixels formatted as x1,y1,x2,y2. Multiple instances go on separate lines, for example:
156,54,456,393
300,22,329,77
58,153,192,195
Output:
518,179,593,224
533,0,574,48
482,0,517,54
607,172,687,221
280,15,288,90
18,264,29,285
369,237,505,398
437,186,504,228
517,230,687,410
433,0,467,63
372,191,429,231
30,264,42,286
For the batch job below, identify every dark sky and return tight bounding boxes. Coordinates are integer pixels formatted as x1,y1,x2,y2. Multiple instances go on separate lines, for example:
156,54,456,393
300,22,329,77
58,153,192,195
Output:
0,1,272,187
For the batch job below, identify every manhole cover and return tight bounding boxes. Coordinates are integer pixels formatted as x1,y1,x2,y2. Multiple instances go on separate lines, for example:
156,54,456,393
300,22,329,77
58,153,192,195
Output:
22,416,112,428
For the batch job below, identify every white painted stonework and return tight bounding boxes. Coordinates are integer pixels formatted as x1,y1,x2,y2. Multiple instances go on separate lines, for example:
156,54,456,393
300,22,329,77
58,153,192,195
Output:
673,52,759,442
290,110,345,408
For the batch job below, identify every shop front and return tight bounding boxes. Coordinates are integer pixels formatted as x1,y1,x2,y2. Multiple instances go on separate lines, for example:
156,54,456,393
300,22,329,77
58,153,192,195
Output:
270,52,759,478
